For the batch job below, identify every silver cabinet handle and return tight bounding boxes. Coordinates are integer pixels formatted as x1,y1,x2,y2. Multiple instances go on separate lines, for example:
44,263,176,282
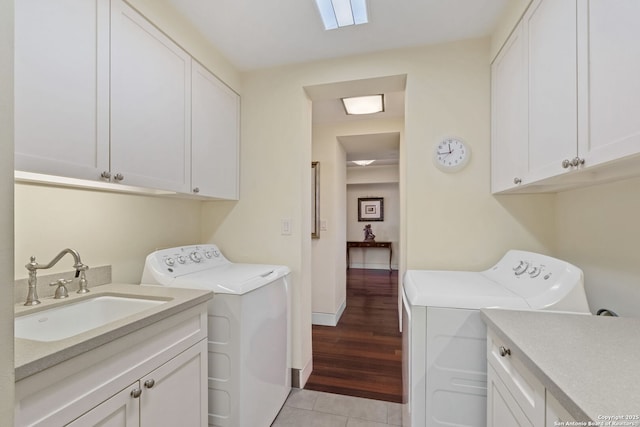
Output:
193,187,200,194
113,173,124,181
100,171,111,179
499,346,511,357
131,388,142,398
513,177,522,184
561,159,572,169
144,379,155,389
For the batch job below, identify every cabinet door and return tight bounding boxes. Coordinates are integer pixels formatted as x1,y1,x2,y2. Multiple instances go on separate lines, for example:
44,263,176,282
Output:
110,0,191,193
525,0,578,182
67,383,140,427
487,366,534,427
546,392,576,425
140,340,207,427
14,0,110,180
577,0,640,167
491,24,527,193
191,61,240,199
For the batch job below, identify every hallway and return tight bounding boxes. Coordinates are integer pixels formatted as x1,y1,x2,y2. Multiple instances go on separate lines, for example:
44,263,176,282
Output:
305,268,402,403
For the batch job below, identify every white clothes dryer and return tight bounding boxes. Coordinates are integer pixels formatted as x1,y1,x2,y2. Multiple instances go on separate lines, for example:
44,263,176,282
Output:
402,250,590,427
141,244,291,427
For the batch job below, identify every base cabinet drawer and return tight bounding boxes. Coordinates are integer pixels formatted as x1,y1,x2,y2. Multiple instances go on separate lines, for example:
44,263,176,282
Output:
487,332,545,426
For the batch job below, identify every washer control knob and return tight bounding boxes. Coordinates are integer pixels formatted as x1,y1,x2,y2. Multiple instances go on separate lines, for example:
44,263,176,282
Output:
164,257,175,267
513,260,529,276
204,250,213,259
190,251,202,263
529,266,542,278
177,255,187,264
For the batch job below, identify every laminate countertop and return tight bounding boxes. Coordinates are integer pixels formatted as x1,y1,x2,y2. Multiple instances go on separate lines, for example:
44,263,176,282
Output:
481,309,640,424
15,283,212,381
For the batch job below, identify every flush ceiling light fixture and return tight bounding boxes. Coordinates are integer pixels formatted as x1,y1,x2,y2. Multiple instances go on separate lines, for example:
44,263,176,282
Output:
314,0,368,30
352,160,375,166
341,94,385,115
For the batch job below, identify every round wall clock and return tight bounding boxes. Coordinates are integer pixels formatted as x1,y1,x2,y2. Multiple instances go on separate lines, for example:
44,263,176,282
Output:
433,137,471,172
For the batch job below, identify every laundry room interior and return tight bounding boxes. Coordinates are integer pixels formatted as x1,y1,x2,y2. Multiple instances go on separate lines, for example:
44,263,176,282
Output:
2,0,639,426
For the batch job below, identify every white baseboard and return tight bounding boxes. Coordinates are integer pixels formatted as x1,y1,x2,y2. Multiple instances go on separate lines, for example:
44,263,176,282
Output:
312,299,346,327
294,356,313,388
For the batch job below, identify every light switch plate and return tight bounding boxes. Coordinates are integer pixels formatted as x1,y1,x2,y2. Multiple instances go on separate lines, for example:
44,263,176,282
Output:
281,219,292,235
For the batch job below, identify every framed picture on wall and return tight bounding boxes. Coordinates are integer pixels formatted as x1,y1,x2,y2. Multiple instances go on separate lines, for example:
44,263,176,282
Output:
358,197,384,221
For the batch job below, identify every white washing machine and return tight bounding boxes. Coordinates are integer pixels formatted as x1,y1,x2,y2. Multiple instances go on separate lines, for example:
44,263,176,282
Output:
402,250,590,427
141,244,291,427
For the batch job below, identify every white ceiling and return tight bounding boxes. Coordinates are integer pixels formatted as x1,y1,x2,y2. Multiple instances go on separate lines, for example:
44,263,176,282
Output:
166,0,509,72
165,0,508,164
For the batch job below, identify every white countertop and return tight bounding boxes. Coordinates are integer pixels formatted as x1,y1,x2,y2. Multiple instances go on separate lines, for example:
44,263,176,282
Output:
15,283,212,381
481,309,640,422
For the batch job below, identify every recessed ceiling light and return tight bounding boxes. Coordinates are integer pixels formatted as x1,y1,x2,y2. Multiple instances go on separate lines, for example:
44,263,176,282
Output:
352,160,375,166
341,94,384,115
314,0,368,30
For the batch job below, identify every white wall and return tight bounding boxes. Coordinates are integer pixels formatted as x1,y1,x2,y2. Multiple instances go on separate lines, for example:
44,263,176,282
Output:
347,183,400,269
203,37,557,384
556,178,640,317
311,124,347,325
0,0,14,422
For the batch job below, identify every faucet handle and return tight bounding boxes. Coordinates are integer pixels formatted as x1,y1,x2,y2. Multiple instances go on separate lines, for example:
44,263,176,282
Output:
49,278,72,299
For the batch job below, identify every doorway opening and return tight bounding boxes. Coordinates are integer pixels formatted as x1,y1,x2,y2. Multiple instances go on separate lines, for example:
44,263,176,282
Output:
306,75,405,402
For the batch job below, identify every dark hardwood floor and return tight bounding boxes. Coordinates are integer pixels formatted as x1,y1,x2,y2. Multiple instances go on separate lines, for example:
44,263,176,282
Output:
304,268,403,403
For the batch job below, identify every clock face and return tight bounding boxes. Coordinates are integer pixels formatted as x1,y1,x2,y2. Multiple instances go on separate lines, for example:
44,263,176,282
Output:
434,137,470,172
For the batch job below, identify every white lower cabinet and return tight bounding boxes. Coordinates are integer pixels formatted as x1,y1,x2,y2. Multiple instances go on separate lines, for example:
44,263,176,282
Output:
545,393,576,426
68,341,207,427
67,382,140,427
487,331,578,427
15,304,208,427
487,332,545,427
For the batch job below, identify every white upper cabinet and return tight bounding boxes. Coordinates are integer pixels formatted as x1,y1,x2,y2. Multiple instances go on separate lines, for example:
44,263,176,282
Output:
491,24,527,193
14,0,110,180
525,0,577,183
191,62,240,200
577,0,640,167
491,0,640,193
110,0,192,193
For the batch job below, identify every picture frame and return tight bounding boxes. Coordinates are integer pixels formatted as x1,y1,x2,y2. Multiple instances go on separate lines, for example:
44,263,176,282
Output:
311,162,320,239
358,197,384,222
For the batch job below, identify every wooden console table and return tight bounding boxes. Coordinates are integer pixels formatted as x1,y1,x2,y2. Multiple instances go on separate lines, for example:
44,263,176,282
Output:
346,241,392,272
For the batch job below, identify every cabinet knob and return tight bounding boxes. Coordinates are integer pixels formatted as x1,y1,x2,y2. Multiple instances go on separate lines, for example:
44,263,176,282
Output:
193,187,200,194
561,159,572,169
499,346,511,357
144,379,155,389
100,171,111,179
571,157,585,167
131,388,142,398
113,173,124,181
513,177,522,185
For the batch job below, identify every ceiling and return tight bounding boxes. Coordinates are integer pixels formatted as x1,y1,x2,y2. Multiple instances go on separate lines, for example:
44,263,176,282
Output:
165,0,509,166
166,0,509,72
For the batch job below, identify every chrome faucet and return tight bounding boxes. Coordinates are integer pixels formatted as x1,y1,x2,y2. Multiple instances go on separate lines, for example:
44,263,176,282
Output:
24,248,90,306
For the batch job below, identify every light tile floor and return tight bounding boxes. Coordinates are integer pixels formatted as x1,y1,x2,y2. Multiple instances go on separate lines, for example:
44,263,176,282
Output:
272,389,402,427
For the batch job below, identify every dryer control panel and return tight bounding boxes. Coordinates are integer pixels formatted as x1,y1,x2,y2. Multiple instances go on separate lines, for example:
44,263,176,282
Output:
481,250,589,312
143,245,230,279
